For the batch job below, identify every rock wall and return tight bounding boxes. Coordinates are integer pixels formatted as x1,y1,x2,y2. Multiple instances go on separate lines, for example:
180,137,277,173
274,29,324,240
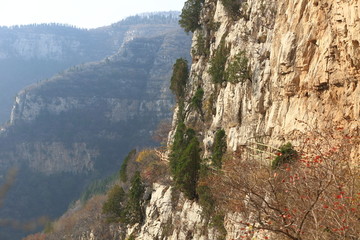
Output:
137,184,217,240
182,0,359,156
154,0,360,239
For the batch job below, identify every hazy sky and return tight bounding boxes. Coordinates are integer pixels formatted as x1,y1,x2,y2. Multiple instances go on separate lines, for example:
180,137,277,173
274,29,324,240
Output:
0,0,186,29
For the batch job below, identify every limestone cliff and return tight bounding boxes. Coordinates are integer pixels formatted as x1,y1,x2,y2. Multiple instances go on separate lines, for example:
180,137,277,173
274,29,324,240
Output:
185,0,359,155
134,0,359,239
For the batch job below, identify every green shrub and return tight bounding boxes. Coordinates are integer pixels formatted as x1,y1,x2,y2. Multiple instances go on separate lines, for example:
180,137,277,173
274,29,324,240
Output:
221,0,242,19
103,172,145,225
170,58,189,102
211,214,227,239
179,0,205,33
211,129,227,168
209,20,221,32
225,51,251,83
102,185,126,222
197,184,215,219
271,143,298,169
209,39,230,84
119,149,137,182
193,32,208,56
127,235,136,240
191,87,204,113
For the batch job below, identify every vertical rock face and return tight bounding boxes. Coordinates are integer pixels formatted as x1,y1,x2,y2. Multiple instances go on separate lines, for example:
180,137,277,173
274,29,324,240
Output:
136,0,360,239
181,0,359,155
266,0,360,141
0,25,113,123
136,184,224,240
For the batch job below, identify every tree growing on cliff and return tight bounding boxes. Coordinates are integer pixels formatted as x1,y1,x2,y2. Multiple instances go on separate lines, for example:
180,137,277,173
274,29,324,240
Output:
119,149,137,182
221,0,242,19
125,171,145,224
179,0,205,33
211,129,227,168
209,39,230,84
103,171,145,225
170,125,201,200
102,185,126,222
170,58,189,102
175,136,201,199
224,51,251,83
271,142,298,169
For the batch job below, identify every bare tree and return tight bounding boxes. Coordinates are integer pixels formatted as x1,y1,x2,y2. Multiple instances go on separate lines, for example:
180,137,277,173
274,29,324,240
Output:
209,129,360,240
152,119,172,146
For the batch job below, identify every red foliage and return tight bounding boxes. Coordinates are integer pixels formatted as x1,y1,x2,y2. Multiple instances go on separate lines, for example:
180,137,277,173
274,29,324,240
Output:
209,129,360,239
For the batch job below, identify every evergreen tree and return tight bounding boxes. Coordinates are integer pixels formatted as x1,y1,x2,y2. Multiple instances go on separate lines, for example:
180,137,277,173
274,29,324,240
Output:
175,137,201,199
209,39,230,84
119,149,136,182
179,0,205,33
102,185,126,222
125,171,145,224
271,143,298,169
170,126,201,200
212,129,227,168
170,121,187,174
221,0,242,19
170,58,189,102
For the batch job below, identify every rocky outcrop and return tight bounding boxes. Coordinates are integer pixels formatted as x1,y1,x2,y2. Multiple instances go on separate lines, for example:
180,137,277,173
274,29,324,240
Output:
43,183,220,240
137,184,217,240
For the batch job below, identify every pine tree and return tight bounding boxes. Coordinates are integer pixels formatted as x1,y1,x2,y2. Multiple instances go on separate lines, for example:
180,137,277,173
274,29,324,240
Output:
212,129,227,168
179,0,205,33
125,171,145,224
175,137,201,199
102,185,126,222
170,58,189,102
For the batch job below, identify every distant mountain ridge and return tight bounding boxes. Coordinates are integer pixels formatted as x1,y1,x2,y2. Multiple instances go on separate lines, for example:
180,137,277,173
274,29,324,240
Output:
0,12,191,240
0,11,182,123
